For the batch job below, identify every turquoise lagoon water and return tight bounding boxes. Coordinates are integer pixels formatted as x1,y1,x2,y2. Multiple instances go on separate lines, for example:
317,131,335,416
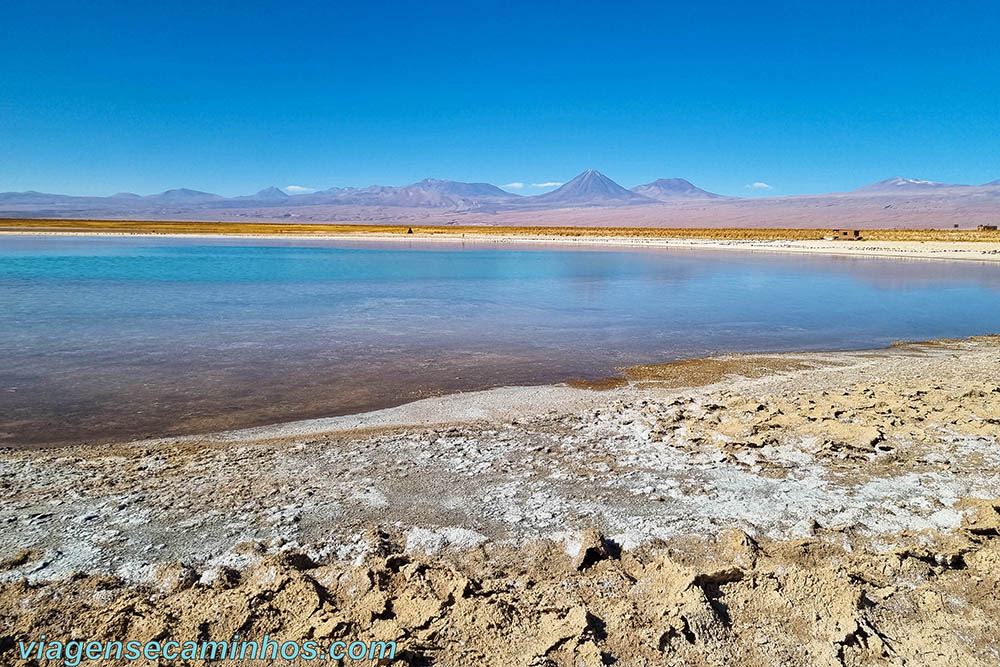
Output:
2,235,1000,445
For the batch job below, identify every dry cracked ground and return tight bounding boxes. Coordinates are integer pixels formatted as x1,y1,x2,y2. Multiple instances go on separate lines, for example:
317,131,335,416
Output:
1,337,999,666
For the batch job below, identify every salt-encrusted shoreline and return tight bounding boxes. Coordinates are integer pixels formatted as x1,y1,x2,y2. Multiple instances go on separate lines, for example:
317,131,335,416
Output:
2,336,999,576
2,337,999,665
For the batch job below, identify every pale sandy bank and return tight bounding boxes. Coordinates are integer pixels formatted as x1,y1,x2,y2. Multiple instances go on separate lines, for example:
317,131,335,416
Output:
4,228,1000,263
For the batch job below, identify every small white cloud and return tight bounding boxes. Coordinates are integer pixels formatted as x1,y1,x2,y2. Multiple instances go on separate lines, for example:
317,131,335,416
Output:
285,185,317,194
744,182,773,190
503,182,525,189
531,181,563,188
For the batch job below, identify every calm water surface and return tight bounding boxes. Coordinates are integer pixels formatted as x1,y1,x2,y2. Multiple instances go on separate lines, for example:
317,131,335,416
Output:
3,235,1000,445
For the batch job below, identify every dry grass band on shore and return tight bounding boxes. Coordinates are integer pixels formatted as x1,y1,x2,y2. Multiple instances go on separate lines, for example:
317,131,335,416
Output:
2,218,1000,242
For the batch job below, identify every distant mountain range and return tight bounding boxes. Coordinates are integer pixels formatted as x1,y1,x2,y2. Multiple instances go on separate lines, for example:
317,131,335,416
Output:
532,169,654,205
235,186,289,201
853,177,973,192
1,170,999,224
631,177,724,200
0,170,731,215
290,178,521,209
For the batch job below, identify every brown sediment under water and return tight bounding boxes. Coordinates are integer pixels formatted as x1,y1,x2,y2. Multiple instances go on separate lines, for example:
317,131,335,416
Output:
2,234,1000,447
566,355,829,390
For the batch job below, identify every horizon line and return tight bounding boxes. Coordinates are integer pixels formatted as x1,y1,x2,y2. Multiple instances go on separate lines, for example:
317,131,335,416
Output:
4,172,999,201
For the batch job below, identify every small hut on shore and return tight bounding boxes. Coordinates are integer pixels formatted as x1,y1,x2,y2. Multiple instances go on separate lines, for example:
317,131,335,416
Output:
832,229,862,240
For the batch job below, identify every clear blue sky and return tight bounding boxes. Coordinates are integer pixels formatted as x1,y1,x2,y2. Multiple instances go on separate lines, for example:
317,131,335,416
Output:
2,1,998,197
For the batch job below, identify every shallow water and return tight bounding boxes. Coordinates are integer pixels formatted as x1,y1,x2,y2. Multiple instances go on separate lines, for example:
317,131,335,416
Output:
2,235,1000,445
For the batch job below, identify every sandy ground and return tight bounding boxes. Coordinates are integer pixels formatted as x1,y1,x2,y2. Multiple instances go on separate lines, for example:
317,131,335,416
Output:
4,229,1000,263
2,338,1000,665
